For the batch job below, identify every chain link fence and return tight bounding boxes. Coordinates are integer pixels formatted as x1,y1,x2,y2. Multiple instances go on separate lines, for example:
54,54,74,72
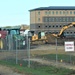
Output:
0,34,29,65
30,38,75,67
0,35,75,67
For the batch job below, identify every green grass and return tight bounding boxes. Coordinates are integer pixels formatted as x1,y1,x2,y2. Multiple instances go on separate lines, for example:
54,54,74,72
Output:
0,59,75,75
36,54,75,63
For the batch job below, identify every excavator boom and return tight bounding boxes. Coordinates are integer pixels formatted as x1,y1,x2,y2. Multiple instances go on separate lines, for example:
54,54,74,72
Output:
52,22,75,37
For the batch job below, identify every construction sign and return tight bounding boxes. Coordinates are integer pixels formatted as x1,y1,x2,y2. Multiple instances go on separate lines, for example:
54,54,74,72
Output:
65,41,74,52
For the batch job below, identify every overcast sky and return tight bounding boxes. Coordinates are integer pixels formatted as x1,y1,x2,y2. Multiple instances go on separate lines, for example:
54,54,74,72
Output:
0,0,75,27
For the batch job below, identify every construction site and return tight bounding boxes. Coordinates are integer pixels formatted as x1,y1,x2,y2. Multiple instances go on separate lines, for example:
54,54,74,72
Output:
0,6,75,75
0,22,75,65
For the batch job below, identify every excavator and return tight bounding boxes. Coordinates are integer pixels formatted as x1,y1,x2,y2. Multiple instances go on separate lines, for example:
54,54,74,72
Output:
52,22,75,38
45,22,75,44
31,22,75,44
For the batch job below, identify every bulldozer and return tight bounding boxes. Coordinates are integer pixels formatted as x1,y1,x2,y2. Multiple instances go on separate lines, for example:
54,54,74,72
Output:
31,32,47,44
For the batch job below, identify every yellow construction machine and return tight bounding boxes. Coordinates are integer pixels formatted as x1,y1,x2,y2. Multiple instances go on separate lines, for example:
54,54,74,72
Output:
31,32,47,44
52,22,75,38
31,22,75,44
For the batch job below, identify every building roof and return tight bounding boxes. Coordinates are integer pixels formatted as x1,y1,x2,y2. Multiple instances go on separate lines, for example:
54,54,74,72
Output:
29,6,75,11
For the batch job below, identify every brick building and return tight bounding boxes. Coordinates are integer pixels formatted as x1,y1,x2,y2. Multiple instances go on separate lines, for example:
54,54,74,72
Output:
29,6,75,37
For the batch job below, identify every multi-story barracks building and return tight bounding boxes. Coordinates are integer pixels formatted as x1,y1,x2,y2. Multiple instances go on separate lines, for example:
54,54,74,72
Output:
29,6,75,37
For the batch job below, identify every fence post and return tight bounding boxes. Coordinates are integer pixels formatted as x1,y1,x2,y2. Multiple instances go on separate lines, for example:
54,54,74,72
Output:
55,38,58,65
27,35,30,68
16,38,18,64
28,37,30,68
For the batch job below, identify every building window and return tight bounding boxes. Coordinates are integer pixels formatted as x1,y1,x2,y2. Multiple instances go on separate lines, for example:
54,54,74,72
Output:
56,11,58,14
74,18,75,21
49,32,51,33
47,17,49,22
45,18,47,22
70,32,72,34
43,18,45,22
38,18,40,22
38,11,40,15
63,11,65,14
65,11,68,14
49,26,51,27
52,11,54,14
70,18,72,21
59,18,62,22
45,26,47,27
52,18,54,21
49,11,51,14
66,18,69,22
56,18,58,21
60,25,62,27
53,26,54,27
60,11,62,14
56,25,58,27
63,18,65,22
70,11,72,14
45,17,49,22
49,18,51,22
74,11,75,14
67,32,69,34
38,26,40,28
45,11,48,15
